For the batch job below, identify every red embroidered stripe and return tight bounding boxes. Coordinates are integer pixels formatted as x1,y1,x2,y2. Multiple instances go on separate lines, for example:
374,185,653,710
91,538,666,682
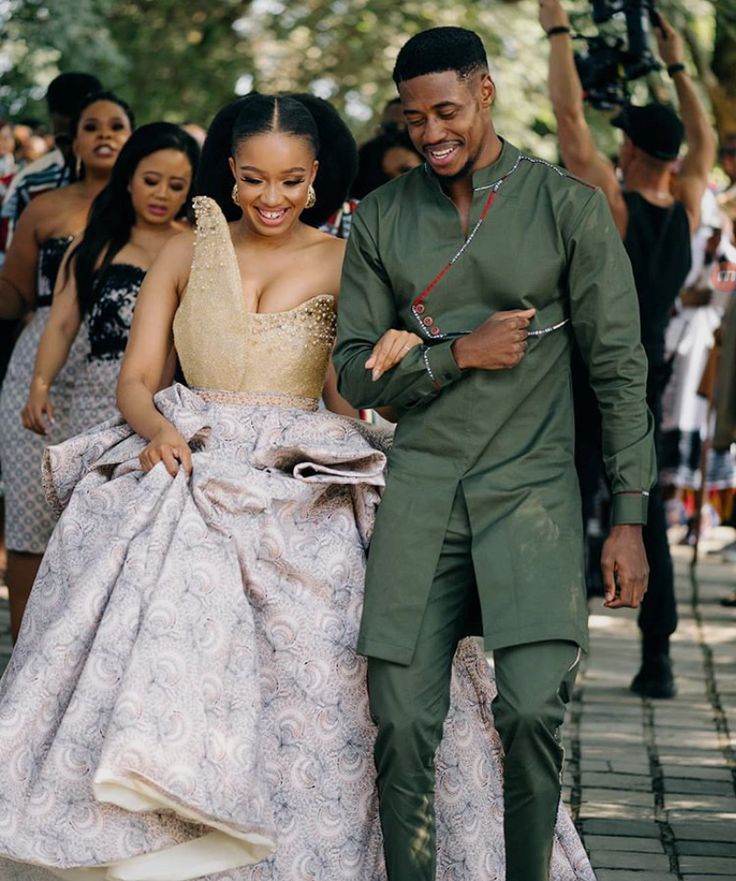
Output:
412,189,497,310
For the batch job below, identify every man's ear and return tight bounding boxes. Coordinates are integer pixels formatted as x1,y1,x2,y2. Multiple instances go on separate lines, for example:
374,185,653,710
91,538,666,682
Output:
478,72,495,110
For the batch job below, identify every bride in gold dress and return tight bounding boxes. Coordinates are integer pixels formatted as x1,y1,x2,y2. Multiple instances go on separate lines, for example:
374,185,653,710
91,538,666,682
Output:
0,94,595,881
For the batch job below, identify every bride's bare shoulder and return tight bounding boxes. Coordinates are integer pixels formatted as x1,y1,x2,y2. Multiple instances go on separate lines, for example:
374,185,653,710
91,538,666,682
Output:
309,227,347,262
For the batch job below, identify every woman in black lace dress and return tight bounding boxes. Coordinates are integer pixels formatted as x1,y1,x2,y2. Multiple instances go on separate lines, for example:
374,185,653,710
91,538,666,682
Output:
0,91,134,640
23,123,199,441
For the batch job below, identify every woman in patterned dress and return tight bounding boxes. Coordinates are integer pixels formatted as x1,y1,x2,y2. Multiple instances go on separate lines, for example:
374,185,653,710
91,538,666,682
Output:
22,123,199,441
0,91,133,640
0,95,595,881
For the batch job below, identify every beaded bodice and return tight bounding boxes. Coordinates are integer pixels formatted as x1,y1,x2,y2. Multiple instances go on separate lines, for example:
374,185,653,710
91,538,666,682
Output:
86,263,146,362
37,236,73,308
173,197,336,404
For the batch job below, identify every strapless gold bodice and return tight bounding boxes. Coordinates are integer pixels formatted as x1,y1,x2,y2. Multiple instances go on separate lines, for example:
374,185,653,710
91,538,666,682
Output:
173,197,336,408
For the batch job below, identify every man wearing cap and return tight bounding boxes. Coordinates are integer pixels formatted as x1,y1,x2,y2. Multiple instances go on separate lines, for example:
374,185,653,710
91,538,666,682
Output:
335,24,654,881
540,0,716,698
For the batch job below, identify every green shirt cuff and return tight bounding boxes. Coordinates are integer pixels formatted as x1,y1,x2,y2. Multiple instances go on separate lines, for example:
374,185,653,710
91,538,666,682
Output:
422,341,464,388
612,492,650,526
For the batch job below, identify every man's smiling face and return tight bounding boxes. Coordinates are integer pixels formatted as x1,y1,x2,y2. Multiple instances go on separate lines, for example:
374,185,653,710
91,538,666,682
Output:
398,69,495,182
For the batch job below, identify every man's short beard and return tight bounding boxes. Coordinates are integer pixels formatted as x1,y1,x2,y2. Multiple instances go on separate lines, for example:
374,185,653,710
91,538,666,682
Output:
432,151,477,184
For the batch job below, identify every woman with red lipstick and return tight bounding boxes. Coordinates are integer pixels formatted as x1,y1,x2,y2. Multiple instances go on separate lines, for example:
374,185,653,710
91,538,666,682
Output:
0,91,133,641
23,123,199,439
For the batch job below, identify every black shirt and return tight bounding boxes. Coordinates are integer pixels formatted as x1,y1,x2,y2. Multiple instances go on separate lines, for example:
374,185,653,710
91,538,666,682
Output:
622,191,691,383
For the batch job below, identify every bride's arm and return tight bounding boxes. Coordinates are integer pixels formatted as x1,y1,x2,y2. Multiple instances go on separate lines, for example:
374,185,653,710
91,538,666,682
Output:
322,360,359,417
117,232,193,476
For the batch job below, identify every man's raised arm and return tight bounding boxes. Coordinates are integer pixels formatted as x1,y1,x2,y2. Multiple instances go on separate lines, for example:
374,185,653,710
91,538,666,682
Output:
539,0,626,232
657,16,717,231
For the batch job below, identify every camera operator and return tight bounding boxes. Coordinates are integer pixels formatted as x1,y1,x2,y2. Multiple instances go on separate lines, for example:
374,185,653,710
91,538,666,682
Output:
539,0,716,698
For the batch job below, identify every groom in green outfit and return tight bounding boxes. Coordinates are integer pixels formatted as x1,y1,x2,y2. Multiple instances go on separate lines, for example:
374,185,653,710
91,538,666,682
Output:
334,26,654,881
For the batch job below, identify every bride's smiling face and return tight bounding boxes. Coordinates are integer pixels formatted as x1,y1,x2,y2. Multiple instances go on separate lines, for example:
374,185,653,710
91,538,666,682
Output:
229,132,318,237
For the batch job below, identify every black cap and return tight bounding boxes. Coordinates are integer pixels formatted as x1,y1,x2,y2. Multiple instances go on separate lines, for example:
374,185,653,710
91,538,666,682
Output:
611,103,684,161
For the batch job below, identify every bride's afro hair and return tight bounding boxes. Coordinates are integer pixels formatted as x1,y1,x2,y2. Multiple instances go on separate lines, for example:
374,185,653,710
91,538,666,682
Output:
194,93,358,228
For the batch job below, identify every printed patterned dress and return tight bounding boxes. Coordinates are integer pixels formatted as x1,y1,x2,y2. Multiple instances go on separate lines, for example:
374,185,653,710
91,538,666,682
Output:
0,236,88,553
0,198,596,881
68,263,146,437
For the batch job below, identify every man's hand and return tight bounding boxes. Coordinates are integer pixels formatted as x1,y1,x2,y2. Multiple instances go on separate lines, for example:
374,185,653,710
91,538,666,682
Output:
653,14,685,67
601,524,649,609
538,0,570,34
452,308,536,371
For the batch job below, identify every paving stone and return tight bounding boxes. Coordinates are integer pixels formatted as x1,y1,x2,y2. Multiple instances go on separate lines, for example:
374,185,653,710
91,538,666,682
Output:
583,788,654,808
580,802,656,820
677,840,736,858
670,821,736,842
660,765,733,782
667,809,736,823
663,777,735,796
589,850,671,871
657,750,729,765
664,794,736,813
684,875,736,881
581,818,660,838
595,871,676,881
678,856,736,875
683,876,736,881
582,772,653,792
584,835,664,854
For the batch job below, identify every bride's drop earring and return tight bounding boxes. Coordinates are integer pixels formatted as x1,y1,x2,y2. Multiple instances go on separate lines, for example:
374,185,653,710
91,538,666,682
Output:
305,185,316,210
232,183,240,206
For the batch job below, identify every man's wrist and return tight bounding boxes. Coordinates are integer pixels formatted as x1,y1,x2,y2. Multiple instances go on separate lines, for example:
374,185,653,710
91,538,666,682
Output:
667,62,687,78
546,25,571,38
451,336,471,370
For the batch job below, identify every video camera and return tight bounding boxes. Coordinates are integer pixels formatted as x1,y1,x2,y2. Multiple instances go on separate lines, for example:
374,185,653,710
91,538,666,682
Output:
574,0,662,110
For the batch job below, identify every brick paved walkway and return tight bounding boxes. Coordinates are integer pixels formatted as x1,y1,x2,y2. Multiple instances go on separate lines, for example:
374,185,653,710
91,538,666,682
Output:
0,528,734,879
562,527,736,880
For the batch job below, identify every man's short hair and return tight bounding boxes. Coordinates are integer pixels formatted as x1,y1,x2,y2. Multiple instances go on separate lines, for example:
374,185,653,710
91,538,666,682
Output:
46,73,103,117
393,27,488,86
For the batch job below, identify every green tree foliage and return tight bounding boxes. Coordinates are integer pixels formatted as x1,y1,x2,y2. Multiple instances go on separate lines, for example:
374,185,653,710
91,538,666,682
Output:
0,0,721,152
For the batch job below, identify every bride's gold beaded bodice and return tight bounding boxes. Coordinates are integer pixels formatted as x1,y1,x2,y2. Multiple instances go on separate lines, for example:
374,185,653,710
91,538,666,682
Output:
173,196,336,408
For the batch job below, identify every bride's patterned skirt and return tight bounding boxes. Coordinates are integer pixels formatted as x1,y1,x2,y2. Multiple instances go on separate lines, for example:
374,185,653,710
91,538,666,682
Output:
0,384,595,881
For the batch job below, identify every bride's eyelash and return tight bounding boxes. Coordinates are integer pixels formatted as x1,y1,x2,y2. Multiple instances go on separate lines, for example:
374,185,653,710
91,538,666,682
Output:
240,178,305,186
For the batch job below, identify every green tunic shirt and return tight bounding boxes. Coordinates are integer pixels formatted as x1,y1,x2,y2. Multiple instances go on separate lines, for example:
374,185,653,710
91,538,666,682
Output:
334,139,656,664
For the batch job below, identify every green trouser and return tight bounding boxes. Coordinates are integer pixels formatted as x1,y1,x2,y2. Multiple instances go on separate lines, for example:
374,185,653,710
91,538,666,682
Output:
367,486,581,881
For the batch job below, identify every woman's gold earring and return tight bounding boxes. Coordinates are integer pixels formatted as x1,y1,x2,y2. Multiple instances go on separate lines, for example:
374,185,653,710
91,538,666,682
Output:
231,183,240,206
305,184,316,210
75,155,82,179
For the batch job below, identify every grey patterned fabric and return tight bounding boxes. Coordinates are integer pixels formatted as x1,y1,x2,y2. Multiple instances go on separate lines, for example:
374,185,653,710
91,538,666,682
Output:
0,384,595,880
0,306,88,553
